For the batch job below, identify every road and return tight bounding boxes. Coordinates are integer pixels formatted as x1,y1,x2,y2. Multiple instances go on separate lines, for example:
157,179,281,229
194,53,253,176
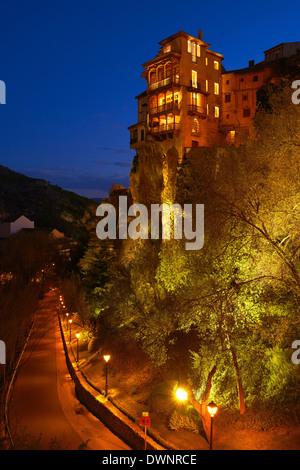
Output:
8,290,131,450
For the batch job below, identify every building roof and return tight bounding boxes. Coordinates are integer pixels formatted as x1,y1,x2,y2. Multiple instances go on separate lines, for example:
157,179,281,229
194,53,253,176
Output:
158,30,211,48
0,214,33,223
264,42,300,54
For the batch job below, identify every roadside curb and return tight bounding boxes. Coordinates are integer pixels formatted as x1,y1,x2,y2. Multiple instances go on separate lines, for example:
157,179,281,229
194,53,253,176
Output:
57,312,165,451
3,317,36,449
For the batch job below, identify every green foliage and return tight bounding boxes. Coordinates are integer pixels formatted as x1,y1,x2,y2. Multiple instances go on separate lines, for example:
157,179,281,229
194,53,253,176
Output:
79,81,300,417
168,408,200,434
131,152,139,173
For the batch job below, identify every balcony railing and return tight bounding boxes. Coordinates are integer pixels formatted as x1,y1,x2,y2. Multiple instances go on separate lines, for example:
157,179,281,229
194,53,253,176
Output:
149,102,179,115
188,104,207,116
149,123,180,134
149,75,180,91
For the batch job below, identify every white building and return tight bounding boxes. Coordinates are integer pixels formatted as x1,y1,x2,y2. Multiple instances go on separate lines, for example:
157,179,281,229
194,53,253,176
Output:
0,215,35,238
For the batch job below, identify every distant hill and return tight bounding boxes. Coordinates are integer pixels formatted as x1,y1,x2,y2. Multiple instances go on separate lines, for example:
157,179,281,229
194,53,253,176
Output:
0,165,98,241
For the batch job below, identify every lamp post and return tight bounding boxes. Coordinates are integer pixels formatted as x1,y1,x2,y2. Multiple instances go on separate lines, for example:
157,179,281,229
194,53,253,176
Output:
103,355,110,396
69,319,72,342
207,401,218,450
76,333,80,362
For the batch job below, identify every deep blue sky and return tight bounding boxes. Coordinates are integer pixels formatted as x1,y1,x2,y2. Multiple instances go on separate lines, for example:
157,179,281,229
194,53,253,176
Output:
0,0,299,199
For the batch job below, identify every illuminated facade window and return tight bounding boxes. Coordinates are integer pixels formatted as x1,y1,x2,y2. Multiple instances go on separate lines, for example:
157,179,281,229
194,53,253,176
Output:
192,117,200,134
206,80,208,92
187,39,191,53
215,106,220,118
214,83,219,95
192,70,197,88
206,57,208,66
227,130,235,142
164,44,171,53
214,60,219,70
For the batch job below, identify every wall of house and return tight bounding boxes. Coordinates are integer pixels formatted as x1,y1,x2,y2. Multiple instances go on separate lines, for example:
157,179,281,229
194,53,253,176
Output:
0,223,11,238
10,216,34,234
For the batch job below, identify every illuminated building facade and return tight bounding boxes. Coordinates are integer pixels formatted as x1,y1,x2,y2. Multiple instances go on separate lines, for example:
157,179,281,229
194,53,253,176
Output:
129,33,300,153
221,42,300,143
128,30,224,158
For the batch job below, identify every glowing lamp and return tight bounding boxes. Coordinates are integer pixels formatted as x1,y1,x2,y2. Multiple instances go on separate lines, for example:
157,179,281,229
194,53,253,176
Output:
176,388,188,401
76,333,80,339
207,401,218,417
103,355,111,363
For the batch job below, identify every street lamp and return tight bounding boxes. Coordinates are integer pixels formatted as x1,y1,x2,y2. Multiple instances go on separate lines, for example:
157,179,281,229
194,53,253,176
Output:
207,401,218,450
175,388,188,402
76,333,80,362
69,319,72,342
103,355,110,396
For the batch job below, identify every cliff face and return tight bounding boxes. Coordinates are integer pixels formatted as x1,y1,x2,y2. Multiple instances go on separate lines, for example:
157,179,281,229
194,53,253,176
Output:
0,165,97,240
129,142,179,207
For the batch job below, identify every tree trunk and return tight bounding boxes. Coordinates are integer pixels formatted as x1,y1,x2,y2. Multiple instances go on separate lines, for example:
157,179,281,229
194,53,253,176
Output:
188,365,217,441
228,337,246,415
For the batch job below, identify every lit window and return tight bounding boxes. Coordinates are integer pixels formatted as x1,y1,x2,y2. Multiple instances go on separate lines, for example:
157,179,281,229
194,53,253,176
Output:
192,117,199,134
187,40,191,53
206,80,208,92
214,83,219,95
214,61,219,70
207,104,209,115
192,70,197,88
191,42,196,56
164,45,171,53
206,57,208,66
215,106,220,118
196,44,201,57
228,130,235,142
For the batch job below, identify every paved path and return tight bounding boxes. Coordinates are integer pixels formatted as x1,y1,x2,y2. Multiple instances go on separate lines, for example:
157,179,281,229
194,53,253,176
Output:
8,291,130,450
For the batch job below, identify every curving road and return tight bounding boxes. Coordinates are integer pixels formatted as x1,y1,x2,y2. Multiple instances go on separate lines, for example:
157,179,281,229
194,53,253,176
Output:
8,291,130,450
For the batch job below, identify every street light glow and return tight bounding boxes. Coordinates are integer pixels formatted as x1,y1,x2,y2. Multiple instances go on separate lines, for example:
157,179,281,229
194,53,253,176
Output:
176,388,188,401
103,355,110,363
207,401,218,417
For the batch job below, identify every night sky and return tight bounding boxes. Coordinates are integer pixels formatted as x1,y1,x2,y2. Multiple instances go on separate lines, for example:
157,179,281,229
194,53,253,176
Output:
0,0,299,199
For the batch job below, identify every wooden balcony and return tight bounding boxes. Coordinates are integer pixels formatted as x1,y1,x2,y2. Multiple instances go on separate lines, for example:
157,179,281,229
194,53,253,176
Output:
149,102,180,115
148,75,180,91
188,104,207,118
149,122,180,136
